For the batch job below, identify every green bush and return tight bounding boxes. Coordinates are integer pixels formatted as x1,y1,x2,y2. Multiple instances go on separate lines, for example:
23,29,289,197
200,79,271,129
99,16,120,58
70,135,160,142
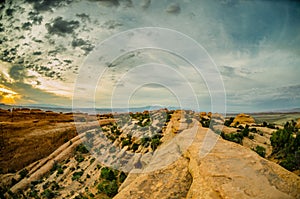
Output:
254,145,266,158
76,144,89,154
100,167,116,181
90,158,95,164
151,138,161,151
224,117,234,127
57,167,64,175
141,136,150,147
221,132,243,144
132,143,139,151
119,171,127,183
200,118,210,128
97,180,118,197
270,122,300,172
19,169,28,179
122,139,131,148
72,171,84,181
242,125,250,137
75,154,85,163
280,154,298,171
50,181,60,191
28,189,39,198
41,189,55,199
249,134,254,139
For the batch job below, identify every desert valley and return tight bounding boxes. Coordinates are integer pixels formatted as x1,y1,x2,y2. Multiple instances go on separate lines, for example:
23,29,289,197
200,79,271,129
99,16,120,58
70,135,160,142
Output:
0,107,299,198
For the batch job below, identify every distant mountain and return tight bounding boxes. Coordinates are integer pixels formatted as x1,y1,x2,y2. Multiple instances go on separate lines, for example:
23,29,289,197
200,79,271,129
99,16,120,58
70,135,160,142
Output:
0,103,181,114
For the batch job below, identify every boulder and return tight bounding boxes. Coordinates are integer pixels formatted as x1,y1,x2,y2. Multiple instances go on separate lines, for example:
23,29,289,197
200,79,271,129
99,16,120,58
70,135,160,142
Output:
231,113,255,126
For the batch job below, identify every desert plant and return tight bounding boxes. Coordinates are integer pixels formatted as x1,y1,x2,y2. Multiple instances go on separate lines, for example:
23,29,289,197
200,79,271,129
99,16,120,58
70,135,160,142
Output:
242,125,250,137
254,145,266,157
97,180,118,197
224,117,234,127
41,189,55,199
75,154,84,163
121,139,131,148
221,132,243,144
19,169,28,179
150,138,160,150
119,171,127,183
72,171,84,181
100,167,116,181
57,167,63,175
249,134,255,139
76,144,89,154
132,143,139,151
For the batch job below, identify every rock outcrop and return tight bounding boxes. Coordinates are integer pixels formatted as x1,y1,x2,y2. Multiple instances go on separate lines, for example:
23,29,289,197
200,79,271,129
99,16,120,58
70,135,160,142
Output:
115,122,300,199
231,113,255,126
296,118,300,129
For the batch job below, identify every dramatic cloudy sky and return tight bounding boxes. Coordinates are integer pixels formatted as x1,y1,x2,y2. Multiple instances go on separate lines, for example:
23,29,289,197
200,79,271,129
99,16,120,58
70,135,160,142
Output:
0,0,299,112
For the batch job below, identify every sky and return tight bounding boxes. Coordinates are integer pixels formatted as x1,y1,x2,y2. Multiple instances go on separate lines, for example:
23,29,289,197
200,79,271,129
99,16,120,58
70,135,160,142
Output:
0,0,299,112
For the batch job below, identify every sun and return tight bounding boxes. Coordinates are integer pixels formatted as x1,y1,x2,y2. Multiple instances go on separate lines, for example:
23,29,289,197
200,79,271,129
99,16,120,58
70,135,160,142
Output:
0,87,20,104
2,94,17,104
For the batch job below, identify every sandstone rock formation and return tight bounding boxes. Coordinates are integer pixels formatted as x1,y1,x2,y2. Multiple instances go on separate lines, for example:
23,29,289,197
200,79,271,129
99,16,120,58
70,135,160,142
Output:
296,118,300,129
231,113,255,126
115,123,300,199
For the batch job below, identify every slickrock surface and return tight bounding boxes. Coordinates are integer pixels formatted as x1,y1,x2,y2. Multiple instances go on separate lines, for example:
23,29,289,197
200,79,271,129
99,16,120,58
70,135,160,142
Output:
115,122,300,199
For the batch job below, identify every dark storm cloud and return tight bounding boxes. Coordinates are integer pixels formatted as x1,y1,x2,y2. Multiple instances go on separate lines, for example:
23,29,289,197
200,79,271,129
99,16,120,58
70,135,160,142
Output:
88,0,120,7
45,17,80,36
206,0,300,54
5,8,15,16
28,11,43,25
71,38,94,54
76,13,91,23
165,3,180,14
9,65,26,82
81,45,94,55
102,20,123,29
71,38,88,48
0,47,17,63
120,0,133,8
21,22,32,30
141,0,151,9
25,0,72,12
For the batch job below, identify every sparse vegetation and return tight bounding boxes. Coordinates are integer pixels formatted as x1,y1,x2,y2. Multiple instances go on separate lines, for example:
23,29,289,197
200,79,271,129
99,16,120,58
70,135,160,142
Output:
200,117,211,128
75,154,85,163
254,145,266,157
221,132,243,144
19,169,28,179
100,167,116,181
270,121,300,171
119,171,127,183
224,117,234,127
41,189,55,199
72,171,84,181
97,180,118,197
76,144,89,154
242,124,250,137
150,137,161,151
